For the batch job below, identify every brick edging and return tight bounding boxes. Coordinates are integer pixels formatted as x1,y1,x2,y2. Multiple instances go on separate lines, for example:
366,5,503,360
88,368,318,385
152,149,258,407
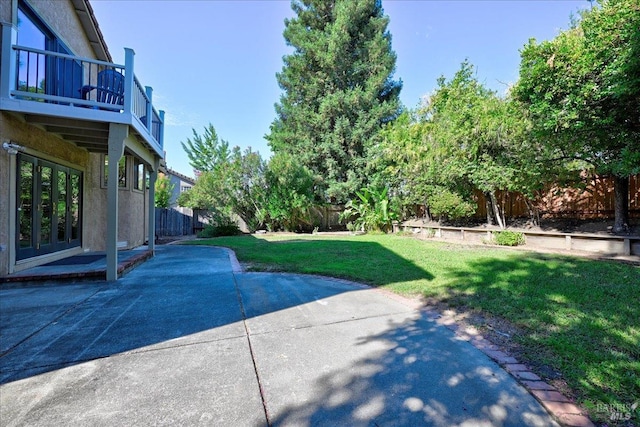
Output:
433,309,596,427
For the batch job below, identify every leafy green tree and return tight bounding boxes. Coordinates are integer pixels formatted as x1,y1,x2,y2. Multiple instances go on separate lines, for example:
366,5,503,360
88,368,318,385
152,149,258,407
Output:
154,174,174,208
513,0,640,233
260,152,316,231
373,62,547,226
267,0,402,203
180,123,231,175
228,148,267,232
178,147,267,231
178,166,235,225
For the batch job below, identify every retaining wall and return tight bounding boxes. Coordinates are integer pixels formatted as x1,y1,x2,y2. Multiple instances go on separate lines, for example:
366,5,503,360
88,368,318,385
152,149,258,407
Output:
393,223,640,257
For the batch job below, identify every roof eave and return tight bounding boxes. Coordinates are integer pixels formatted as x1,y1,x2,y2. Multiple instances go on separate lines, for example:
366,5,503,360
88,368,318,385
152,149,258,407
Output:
71,0,112,63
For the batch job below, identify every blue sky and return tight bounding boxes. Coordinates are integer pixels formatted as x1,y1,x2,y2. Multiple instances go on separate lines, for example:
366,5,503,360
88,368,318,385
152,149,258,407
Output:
90,0,589,177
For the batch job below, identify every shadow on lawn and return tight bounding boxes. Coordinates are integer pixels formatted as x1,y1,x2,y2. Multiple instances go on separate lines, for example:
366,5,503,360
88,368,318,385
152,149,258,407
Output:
221,234,435,285
440,253,640,412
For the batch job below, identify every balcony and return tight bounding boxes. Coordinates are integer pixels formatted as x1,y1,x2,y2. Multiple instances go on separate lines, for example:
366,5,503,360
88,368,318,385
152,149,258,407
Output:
0,23,164,157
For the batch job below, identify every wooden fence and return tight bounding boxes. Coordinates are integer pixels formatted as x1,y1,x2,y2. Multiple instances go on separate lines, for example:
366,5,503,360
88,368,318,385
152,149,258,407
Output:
473,174,640,220
309,205,345,230
155,207,209,236
155,175,638,234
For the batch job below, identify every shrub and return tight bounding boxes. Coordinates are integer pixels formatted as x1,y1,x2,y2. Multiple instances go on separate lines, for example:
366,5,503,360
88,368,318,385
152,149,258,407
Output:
198,223,241,238
428,188,476,220
339,187,398,233
493,230,525,246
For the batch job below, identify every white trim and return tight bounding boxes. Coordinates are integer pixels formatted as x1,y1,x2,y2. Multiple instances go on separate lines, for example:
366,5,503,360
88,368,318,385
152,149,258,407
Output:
10,91,124,111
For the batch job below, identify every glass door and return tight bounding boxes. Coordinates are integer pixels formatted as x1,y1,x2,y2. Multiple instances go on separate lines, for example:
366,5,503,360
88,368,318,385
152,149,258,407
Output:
16,154,82,260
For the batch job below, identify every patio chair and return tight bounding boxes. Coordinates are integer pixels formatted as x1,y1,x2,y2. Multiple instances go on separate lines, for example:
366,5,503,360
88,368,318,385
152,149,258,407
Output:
80,69,124,108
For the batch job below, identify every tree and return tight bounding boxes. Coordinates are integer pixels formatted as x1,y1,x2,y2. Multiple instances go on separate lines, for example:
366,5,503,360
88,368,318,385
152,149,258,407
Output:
513,0,640,233
178,147,267,232
180,123,231,175
372,61,547,227
154,174,174,208
259,152,316,231
228,148,267,232
267,0,402,203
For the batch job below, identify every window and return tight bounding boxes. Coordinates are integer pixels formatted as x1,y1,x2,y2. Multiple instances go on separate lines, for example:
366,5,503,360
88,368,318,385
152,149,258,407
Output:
134,159,145,191
17,8,46,96
17,2,83,100
103,156,127,188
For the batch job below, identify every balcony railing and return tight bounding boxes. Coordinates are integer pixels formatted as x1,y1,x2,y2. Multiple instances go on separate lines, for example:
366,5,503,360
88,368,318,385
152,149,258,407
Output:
0,23,164,152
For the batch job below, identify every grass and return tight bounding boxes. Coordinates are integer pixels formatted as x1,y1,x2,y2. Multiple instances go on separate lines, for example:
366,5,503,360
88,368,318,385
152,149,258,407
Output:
186,233,639,422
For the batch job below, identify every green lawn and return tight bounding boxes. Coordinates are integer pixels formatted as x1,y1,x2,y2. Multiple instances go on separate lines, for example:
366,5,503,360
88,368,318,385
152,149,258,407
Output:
186,233,639,422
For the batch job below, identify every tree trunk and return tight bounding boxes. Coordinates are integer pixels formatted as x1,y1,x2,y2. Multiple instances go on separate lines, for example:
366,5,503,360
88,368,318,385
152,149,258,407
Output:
424,203,432,222
489,191,505,229
524,198,540,226
484,192,494,226
612,175,630,234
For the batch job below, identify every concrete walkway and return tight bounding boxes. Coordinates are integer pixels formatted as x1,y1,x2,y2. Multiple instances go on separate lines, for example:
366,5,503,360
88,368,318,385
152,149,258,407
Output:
0,245,558,426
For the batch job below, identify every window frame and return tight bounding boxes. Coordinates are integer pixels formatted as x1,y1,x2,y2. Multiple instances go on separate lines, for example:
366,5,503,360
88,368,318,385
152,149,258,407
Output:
133,159,145,192
17,1,84,101
102,155,128,189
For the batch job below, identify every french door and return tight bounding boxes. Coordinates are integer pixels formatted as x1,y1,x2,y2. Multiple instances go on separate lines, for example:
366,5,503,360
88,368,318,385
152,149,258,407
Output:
16,154,82,260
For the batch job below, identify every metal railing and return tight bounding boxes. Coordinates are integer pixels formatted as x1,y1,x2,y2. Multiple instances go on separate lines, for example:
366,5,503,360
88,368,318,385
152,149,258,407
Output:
0,28,164,151
151,108,163,143
12,45,124,108
132,75,148,122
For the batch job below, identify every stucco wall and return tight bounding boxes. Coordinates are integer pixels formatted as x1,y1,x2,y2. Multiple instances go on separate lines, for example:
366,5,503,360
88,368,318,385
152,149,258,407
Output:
85,154,148,251
0,0,13,23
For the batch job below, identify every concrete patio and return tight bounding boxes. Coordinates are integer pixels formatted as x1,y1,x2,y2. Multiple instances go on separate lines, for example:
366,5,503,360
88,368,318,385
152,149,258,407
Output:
0,245,560,426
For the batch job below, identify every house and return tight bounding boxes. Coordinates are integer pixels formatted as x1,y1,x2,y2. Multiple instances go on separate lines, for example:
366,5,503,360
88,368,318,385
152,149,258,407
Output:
165,168,195,207
0,0,164,280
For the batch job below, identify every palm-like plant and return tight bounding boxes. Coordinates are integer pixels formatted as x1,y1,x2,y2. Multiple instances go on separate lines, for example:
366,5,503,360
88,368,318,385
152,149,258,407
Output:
340,187,398,232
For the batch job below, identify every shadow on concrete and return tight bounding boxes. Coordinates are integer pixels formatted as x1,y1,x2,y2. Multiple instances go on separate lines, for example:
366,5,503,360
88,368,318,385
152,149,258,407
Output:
0,239,432,385
263,314,552,426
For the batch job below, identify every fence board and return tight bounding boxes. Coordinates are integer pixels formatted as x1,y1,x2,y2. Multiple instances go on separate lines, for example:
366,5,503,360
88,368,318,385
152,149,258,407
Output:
472,174,640,220
155,207,194,236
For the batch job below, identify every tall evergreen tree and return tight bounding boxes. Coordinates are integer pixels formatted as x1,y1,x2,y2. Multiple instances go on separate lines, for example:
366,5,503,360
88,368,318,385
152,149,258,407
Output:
267,0,402,203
